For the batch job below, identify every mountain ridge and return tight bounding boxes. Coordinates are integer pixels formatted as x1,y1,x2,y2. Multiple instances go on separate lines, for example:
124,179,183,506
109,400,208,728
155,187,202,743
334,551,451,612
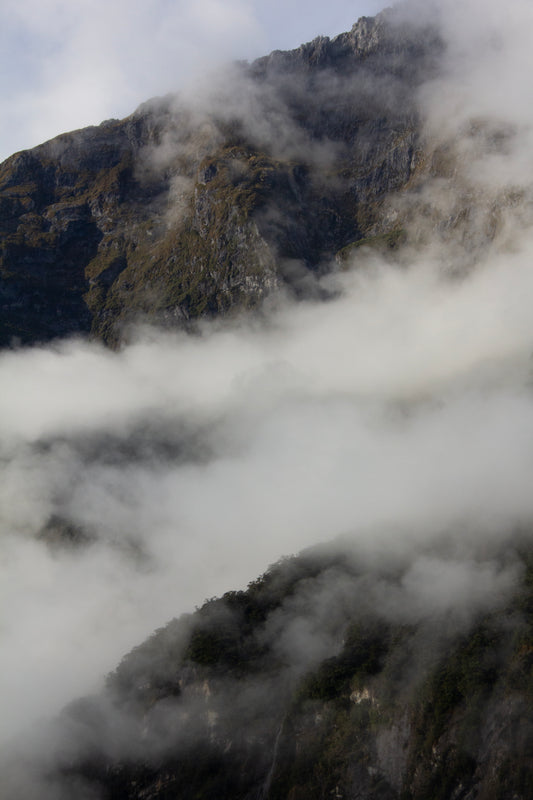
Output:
0,9,440,347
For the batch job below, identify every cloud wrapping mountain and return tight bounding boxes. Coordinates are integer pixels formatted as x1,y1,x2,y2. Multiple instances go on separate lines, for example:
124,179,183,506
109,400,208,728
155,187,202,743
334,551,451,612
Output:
1,0,533,796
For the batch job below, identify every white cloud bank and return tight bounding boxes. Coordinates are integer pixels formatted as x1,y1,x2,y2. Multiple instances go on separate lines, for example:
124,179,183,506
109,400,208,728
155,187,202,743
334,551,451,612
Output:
2,234,533,745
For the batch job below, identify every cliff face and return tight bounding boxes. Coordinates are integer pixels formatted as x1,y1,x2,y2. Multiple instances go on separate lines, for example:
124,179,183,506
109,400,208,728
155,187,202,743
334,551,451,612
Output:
0,12,440,347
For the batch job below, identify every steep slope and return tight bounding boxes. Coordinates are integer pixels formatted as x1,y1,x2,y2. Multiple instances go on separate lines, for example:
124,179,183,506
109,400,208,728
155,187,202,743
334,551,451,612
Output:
19,540,532,800
0,11,440,347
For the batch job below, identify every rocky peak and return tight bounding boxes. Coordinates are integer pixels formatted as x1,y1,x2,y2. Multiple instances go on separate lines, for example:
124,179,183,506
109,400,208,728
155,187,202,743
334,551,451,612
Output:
0,9,442,348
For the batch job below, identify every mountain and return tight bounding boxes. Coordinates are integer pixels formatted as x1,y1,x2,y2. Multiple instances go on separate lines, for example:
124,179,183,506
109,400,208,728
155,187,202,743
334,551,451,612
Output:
0,11,440,347
2,4,533,800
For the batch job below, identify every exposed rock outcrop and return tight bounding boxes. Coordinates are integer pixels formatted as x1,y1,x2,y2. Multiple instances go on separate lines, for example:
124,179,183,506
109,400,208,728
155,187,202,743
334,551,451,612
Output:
0,11,441,347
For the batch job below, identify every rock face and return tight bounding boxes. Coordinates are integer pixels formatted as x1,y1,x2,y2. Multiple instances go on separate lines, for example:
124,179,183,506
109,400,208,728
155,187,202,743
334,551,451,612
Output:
39,543,533,799
0,11,440,347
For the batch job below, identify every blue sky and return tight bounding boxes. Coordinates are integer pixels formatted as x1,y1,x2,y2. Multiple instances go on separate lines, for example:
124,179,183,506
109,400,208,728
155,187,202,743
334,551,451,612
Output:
0,0,384,163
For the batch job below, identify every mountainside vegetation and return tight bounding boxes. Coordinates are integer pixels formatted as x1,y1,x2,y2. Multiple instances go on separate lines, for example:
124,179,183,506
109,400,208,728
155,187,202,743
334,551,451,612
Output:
40,540,533,799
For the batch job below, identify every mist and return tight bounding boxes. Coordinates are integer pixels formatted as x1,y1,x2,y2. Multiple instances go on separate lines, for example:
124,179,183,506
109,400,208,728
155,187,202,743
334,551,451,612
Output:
2,0,533,789
0,0,383,163
3,230,533,748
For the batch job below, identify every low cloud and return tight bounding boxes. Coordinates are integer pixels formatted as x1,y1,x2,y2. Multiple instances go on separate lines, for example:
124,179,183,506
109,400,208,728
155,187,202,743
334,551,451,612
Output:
3,218,533,747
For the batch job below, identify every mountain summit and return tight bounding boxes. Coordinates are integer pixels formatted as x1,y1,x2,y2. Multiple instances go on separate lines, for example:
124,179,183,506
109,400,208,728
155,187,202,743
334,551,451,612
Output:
0,10,439,347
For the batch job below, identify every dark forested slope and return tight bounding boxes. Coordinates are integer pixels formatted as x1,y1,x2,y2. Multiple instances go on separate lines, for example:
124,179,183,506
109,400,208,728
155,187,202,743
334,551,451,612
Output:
19,539,532,800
